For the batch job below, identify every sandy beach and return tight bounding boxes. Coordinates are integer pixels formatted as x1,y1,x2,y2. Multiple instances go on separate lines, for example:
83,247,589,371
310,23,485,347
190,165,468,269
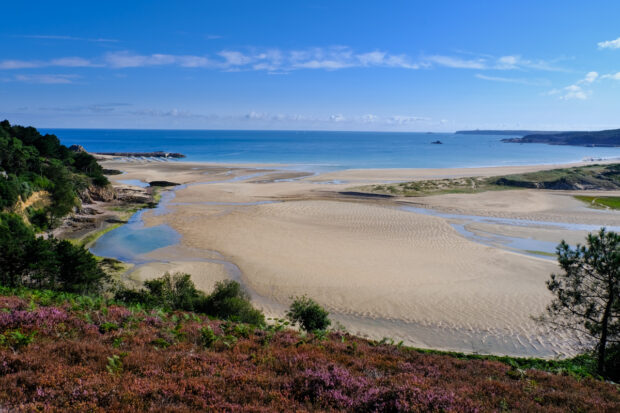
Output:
97,159,620,357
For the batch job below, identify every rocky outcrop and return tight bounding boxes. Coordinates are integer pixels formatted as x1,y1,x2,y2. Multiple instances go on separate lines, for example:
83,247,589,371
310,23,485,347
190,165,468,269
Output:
79,184,116,203
69,144,87,153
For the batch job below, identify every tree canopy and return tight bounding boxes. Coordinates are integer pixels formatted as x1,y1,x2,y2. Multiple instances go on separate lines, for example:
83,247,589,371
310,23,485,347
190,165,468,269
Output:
542,228,619,378
0,120,109,227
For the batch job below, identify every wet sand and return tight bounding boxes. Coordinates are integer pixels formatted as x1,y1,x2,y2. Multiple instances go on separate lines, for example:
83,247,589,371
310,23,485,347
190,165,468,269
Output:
98,159,620,357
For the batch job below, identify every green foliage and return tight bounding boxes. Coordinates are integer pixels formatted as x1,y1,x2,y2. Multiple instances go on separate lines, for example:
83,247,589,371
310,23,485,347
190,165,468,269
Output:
0,212,108,294
199,280,265,326
541,228,619,378
143,272,200,311
0,329,36,350
200,326,218,348
286,295,331,332
106,354,124,376
115,275,265,326
0,120,110,228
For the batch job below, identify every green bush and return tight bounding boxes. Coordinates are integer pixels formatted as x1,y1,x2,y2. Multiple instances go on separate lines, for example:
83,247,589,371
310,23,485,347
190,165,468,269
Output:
286,295,331,332
115,275,265,326
199,280,265,326
143,272,201,311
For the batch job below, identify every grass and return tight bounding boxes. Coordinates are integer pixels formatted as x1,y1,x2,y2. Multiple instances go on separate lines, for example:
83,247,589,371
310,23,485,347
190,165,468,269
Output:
575,195,620,210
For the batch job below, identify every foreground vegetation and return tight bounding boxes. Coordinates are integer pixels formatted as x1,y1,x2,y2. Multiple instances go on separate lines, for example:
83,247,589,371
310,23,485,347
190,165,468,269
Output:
1,286,619,412
360,163,620,196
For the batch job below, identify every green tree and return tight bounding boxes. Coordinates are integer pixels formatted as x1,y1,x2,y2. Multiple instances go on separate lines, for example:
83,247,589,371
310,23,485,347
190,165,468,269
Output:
143,272,201,311
287,295,331,332
0,213,33,287
54,239,108,294
541,228,619,377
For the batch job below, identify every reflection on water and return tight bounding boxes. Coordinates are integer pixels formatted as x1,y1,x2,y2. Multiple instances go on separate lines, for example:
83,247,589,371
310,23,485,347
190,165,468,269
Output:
89,210,181,263
117,179,150,188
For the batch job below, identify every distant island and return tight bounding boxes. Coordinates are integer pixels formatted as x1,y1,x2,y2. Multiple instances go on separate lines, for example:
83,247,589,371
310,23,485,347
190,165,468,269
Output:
501,128,620,147
455,130,561,136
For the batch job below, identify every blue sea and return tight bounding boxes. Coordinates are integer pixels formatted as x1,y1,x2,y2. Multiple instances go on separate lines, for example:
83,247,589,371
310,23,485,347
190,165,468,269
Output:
43,129,620,171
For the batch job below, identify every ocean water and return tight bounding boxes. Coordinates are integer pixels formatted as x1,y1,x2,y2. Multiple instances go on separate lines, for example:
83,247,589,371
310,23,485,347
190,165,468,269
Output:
43,128,620,170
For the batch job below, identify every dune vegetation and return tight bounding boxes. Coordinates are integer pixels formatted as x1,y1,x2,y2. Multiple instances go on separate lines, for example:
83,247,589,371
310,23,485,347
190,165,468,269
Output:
360,163,620,196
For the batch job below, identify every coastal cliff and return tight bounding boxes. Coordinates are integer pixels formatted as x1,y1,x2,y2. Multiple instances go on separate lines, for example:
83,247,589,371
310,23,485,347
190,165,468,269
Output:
501,128,620,147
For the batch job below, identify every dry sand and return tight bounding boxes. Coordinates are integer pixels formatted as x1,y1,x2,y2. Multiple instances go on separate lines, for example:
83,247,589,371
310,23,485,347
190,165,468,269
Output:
98,159,620,357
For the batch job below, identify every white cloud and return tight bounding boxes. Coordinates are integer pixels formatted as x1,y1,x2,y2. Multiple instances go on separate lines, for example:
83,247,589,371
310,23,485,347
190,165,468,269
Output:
387,115,431,124
580,71,598,83
561,84,588,100
426,55,487,69
218,51,253,66
15,34,118,43
475,73,548,86
550,71,601,100
0,60,41,69
329,114,346,122
49,57,96,67
0,47,562,75
494,55,562,71
601,72,620,80
598,37,620,49
10,74,79,84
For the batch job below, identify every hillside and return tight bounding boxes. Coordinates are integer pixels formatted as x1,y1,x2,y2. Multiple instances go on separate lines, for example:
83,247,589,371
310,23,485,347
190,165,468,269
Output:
502,129,620,147
1,288,619,412
0,120,111,230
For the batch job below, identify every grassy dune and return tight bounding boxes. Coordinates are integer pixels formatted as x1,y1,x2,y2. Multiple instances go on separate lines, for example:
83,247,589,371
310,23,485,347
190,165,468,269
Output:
359,164,620,197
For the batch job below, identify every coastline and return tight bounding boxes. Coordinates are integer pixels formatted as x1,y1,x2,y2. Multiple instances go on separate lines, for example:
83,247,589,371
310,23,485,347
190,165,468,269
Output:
84,158,620,357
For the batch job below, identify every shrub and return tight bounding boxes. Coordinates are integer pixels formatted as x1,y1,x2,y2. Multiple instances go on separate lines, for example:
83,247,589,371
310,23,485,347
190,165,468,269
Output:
115,276,265,326
199,280,265,326
143,272,201,311
286,295,331,332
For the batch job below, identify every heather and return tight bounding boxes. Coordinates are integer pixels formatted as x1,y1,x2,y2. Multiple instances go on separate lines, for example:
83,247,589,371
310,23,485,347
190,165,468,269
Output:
1,288,619,412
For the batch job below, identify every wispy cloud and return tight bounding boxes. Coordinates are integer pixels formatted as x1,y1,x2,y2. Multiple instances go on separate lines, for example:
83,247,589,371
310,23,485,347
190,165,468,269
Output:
427,54,563,71
0,57,96,69
426,55,486,69
598,36,620,49
6,74,79,84
15,34,118,43
0,47,562,75
475,73,549,86
37,103,131,113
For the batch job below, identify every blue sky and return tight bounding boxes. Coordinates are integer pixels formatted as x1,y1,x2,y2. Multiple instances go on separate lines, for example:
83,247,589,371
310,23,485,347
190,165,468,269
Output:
1,0,619,131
